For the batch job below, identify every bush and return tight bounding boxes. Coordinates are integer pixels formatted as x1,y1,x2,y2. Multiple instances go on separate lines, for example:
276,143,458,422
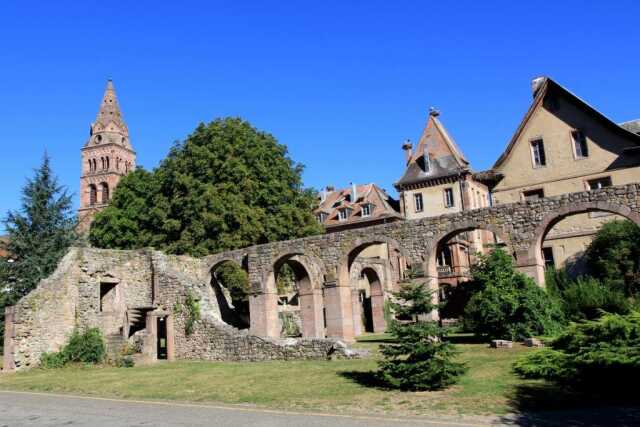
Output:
38,328,106,368
560,276,630,321
40,351,68,369
513,311,640,391
585,220,640,298
463,249,564,341
378,283,466,391
115,355,135,368
64,328,106,364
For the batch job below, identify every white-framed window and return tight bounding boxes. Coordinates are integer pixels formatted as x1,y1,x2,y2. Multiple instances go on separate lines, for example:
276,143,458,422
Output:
316,213,327,223
587,176,612,190
530,138,546,168
572,130,589,159
338,209,349,221
414,193,424,213
444,188,455,208
361,204,372,217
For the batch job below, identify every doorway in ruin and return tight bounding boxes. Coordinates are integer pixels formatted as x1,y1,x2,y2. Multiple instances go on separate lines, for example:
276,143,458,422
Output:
157,316,168,360
357,267,385,333
210,260,250,329
272,255,324,338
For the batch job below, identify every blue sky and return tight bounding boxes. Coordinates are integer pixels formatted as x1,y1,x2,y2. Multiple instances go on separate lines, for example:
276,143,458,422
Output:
1,1,639,231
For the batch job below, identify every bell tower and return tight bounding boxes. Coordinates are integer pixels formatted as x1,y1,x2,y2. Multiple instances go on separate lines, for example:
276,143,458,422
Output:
78,80,136,232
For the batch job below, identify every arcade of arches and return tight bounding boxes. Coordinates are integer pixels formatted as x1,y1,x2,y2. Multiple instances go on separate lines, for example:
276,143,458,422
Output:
200,184,640,342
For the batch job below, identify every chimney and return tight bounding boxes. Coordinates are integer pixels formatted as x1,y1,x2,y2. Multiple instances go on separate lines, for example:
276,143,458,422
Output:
351,182,358,202
326,185,335,192
531,76,546,98
319,188,327,203
402,139,413,163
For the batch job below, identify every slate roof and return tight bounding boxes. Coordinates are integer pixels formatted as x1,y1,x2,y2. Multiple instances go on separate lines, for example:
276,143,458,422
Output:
620,119,640,135
315,183,401,231
395,112,470,189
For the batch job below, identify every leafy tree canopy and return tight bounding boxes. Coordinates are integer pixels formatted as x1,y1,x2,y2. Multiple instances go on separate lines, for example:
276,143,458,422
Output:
90,118,322,256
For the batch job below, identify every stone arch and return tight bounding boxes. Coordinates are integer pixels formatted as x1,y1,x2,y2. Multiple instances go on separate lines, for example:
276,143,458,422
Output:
425,221,512,280
526,201,640,285
208,257,249,329
265,252,325,338
331,236,409,341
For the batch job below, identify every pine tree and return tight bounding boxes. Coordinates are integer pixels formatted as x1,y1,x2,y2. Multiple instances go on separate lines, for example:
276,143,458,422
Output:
1,153,77,305
378,282,466,391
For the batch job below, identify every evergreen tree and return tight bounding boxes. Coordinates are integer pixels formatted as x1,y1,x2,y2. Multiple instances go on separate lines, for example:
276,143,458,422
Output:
90,117,322,256
378,282,466,391
1,154,77,345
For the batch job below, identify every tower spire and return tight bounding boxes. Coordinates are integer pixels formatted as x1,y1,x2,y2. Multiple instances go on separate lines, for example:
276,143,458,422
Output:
91,79,129,140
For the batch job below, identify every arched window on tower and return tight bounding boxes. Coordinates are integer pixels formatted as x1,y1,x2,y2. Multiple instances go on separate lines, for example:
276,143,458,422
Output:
89,184,97,205
87,159,92,173
92,159,96,172
116,157,120,170
106,157,110,170
101,182,109,204
100,157,105,170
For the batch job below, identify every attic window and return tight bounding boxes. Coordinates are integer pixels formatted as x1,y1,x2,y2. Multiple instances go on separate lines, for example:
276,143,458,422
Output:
530,138,546,168
316,212,327,223
362,204,373,217
571,130,589,159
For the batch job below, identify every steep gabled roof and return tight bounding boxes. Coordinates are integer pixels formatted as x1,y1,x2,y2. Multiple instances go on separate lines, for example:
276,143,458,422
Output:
493,77,640,170
395,112,470,189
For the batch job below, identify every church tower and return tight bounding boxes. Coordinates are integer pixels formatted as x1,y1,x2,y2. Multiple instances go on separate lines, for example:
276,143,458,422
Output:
78,80,136,231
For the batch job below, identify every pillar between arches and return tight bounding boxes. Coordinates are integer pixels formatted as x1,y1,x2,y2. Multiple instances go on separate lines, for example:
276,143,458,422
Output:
515,250,545,287
370,287,386,333
249,283,279,338
298,288,325,338
323,280,355,342
351,289,363,337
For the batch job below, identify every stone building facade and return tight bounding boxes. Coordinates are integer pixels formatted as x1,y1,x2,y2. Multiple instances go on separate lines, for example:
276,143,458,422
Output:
5,183,640,370
490,77,640,273
395,110,494,292
77,80,136,232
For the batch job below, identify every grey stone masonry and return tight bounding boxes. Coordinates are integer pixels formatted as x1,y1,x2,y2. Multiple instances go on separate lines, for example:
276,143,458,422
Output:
4,183,640,370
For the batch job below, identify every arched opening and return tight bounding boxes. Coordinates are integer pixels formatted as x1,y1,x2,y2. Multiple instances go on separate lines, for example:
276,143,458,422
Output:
87,159,92,173
337,237,406,339
272,255,324,338
530,203,640,284
357,267,385,333
105,156,110,170
428,224,508,321
89,184,97,205
101,157,105,170
210,260,250,329
100,182,109,204
92,159,97,172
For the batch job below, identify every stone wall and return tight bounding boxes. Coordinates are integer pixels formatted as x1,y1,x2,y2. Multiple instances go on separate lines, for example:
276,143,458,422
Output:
5,183,640,370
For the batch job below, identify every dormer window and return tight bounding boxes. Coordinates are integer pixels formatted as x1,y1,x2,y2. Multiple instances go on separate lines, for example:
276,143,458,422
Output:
316,212,328,223
361,204,373,218
338,208,351,221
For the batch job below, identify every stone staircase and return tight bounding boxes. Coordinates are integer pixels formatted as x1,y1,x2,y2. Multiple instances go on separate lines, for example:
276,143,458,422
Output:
127,308,146,334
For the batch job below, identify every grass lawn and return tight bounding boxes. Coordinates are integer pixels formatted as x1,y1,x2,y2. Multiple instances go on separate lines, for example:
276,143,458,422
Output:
0,336,565,418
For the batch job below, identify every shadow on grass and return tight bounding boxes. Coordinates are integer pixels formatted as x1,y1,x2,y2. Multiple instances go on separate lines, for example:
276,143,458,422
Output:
501,382,640,426
339,370,392,390
443,333,485,345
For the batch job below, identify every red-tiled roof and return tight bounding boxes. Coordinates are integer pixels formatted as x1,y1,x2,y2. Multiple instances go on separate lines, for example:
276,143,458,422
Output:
314,183,401,231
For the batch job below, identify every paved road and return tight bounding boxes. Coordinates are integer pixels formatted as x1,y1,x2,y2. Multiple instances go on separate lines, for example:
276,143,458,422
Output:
0,391,487,427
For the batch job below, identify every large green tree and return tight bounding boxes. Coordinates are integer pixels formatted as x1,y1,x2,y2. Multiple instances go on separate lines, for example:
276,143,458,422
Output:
90,118,322,256
1,154,77,346
463,248,564,340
